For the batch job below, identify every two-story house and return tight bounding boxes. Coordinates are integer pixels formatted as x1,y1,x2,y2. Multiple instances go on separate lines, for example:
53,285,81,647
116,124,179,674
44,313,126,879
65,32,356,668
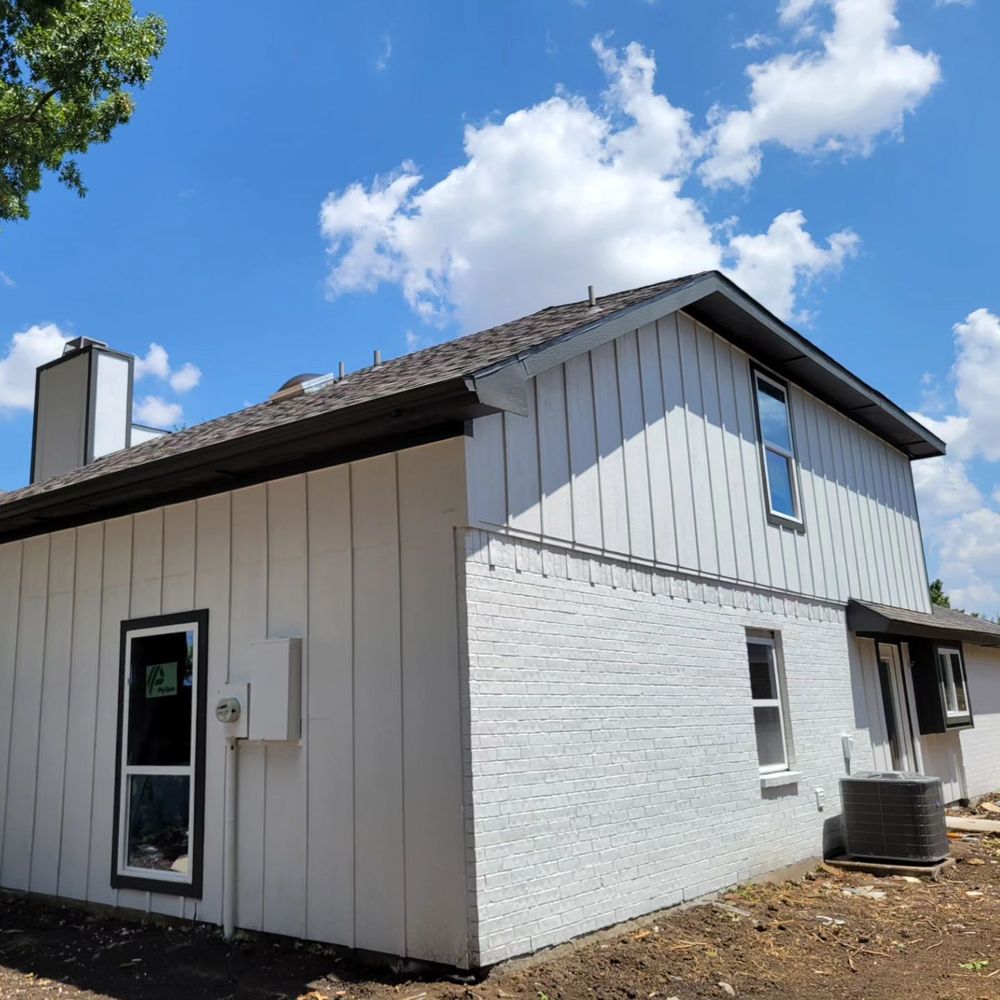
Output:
1,271,998,969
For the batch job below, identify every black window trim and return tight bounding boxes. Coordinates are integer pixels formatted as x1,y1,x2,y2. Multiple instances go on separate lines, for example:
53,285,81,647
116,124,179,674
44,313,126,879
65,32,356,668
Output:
934,641,974,729
749,361,806,534
111,609,209,898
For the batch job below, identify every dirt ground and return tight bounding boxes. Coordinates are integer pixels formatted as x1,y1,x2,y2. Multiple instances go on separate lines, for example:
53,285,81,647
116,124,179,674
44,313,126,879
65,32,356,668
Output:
3,835,1000,1000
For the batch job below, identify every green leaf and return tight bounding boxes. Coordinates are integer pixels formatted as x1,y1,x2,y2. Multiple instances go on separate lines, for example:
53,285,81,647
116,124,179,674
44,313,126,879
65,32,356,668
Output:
0,0,166,224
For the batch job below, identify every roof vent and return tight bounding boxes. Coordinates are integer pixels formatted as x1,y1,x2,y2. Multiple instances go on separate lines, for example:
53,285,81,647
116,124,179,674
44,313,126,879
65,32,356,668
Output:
270,371,337,403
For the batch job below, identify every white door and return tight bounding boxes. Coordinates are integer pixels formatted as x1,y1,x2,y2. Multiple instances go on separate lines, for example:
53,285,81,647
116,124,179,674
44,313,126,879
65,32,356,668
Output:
876,642,916,772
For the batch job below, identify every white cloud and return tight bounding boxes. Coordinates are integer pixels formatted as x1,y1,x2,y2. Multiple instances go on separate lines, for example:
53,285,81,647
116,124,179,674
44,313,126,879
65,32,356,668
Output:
913,308,1000,615
134,395,183,428
320,38,856,331
134,342,201,394
728,210,858,321
169,363,202,393
936,0,973,6
734,33,778,51
134,343,170,380
701,0,940,187
0,323,68,411
376,33,392,72
0,271,14,288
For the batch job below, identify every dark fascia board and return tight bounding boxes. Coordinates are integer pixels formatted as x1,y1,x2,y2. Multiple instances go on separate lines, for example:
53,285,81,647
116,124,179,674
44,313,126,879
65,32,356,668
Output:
0,377,484,544
472,271,946,461
848,601,1000,648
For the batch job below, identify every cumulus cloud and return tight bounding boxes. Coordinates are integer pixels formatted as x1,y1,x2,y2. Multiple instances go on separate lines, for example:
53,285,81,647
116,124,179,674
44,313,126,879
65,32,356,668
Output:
134,342,201,393
0,323,68,412
320,37,858,331
913,308,1000,615
134,395,183,428
702,0,940,187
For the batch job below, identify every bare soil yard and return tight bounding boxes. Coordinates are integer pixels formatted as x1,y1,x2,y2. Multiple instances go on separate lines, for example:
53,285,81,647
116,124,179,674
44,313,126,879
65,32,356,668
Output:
3,834,1000,1000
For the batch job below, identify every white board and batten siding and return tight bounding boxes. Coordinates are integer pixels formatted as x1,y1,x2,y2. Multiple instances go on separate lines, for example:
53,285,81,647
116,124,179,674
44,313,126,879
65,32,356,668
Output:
0,437,471,966
467,310,930,613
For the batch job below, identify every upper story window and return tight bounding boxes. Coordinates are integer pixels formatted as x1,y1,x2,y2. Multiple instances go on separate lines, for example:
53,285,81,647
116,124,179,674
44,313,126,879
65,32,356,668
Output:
753,369,802,527
112,610,208,897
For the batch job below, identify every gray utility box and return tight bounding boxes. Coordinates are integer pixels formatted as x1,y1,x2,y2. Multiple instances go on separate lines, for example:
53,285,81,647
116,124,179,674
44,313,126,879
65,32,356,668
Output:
840,772,949,864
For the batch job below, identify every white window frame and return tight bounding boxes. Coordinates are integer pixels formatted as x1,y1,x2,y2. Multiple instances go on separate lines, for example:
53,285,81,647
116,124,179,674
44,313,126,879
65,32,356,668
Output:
115,619,201,888
748,636,791,774
753,369,803,526
937,645,971,721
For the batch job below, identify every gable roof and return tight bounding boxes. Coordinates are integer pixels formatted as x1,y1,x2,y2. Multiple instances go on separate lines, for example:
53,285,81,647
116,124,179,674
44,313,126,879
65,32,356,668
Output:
0,270,944,544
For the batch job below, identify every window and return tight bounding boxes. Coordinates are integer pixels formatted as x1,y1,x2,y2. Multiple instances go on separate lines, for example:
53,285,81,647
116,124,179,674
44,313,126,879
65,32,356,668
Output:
753,369,801,526
112,611,208,897
747,636,790,773
937,646,970,722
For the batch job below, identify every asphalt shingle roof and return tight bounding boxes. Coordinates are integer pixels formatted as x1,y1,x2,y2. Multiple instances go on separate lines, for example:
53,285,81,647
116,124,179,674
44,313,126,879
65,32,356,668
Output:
0,273,708,509
849,599,1000,646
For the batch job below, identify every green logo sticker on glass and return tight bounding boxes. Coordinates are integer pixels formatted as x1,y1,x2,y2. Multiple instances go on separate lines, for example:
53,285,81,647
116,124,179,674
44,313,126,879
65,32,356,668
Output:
146,662,178,699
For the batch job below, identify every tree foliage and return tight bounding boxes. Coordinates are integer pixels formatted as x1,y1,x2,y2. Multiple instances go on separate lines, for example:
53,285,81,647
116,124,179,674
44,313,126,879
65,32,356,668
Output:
929,578,951,608
0,0,165,223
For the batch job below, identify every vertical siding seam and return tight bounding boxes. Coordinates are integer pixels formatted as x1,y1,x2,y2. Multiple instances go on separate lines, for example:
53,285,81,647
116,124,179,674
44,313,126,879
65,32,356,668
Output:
653,318,681,566
532,378,546,539
303,476,312,939
710,332,741,581
559,365,576,543
0,543,23,879
395,453,408,956
637,329,659,563
586,351,607,553
54,529,80,898
260,486,270,929
612,338,635,558
82,523,104,901
726,348,758,585
675,314,702,569
26,537,53,891
349,464,358,951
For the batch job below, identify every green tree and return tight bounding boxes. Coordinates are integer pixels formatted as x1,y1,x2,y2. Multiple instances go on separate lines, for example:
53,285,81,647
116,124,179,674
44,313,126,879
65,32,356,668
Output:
0,0,165,223
929,578,951,608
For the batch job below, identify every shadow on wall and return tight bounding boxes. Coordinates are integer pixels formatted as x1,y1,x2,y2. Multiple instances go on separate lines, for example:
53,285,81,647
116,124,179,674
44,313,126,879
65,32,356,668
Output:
494,313,918,533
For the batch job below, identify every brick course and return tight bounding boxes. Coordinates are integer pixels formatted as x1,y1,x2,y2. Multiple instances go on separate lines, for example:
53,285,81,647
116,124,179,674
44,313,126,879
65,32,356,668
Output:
460,529,875,964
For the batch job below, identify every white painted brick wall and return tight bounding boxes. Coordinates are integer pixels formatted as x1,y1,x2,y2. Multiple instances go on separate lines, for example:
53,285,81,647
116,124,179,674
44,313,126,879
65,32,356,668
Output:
961,646,1000,800
461,530,876,965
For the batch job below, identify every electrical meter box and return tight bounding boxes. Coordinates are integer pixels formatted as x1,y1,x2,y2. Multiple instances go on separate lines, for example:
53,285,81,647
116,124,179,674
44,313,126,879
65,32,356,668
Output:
247,637,302,741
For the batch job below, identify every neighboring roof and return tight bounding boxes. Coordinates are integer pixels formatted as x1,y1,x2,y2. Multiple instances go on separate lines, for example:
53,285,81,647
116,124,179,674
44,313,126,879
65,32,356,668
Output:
0,270,945,543
848,599,1000,648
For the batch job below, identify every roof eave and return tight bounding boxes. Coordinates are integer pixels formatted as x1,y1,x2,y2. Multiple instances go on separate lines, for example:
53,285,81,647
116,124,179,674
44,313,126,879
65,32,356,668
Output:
473,271,946,461
0,376,485,544
847,600,1000,648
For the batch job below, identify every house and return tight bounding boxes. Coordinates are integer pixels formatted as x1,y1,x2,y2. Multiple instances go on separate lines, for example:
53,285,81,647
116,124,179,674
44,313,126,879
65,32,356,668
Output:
1,270,999,969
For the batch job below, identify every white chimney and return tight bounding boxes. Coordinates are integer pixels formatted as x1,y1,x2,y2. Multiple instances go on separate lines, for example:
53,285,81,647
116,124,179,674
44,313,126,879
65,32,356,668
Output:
31,337,157,484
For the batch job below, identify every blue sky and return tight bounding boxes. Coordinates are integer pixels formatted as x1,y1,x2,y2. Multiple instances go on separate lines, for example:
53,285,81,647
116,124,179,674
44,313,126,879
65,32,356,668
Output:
1,0,998,608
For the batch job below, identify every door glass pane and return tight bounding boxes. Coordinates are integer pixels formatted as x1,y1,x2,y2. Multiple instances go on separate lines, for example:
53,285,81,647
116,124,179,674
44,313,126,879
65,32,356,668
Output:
765,449,797,518
878,653,904,770
756,380,792,451
127,629,195,766
753,706,785,769
748,643,777,699
126,774,190,873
